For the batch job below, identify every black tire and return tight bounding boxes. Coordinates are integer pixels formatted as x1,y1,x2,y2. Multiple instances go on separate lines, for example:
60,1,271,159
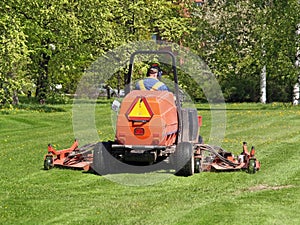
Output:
92,142,111,175
175,142,194,176
198,135,203,144
248,158,257,174
194,158,201,173
179,108,199,143
44,155,53,170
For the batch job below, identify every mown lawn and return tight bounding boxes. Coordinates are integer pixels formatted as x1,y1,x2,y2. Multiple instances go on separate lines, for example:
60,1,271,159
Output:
0,102,299,225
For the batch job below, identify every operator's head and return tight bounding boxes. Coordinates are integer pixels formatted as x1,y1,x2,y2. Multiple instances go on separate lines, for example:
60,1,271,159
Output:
147,64,160,77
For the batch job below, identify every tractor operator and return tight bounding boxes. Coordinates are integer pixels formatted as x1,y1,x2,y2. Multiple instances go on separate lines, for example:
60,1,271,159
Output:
135,64,169,91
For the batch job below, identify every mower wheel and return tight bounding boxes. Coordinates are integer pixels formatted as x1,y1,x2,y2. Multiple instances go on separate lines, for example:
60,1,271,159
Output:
175,142,194,176
194,158,201,173
44,155,54,170
248,158,257,174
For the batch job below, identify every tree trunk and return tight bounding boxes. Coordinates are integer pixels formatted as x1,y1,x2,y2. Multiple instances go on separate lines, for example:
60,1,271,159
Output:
35,52,50,102
12,91,19,105
260,65,267,104
293,82,299,105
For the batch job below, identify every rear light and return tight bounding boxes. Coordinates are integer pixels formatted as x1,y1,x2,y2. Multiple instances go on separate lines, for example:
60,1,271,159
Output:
134,127,144,136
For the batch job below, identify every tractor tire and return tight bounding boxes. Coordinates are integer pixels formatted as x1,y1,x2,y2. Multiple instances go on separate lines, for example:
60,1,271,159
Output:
92,142,111,175
179,108,199,143
175,142,194,177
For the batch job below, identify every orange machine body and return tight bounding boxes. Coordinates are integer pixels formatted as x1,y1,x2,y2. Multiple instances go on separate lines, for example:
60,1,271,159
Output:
116,90,178,146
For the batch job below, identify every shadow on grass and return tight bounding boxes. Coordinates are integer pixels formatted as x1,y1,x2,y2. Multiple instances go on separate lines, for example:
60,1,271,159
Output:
196,102,299,111
0,103,66,114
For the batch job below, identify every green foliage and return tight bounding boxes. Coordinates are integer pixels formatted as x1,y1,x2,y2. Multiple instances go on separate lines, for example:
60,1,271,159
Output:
188,0,300,102
1,0,193,105
1,0,300,104
0,3,31,105
260,0,300,102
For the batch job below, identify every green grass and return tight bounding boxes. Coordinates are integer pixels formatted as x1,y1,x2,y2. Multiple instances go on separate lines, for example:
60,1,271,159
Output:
0,102,299,225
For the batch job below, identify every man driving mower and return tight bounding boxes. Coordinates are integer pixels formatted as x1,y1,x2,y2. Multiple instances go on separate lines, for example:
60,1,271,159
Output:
135,64,169,91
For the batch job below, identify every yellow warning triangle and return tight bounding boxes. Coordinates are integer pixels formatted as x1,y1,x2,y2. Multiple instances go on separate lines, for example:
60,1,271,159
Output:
129,99,151,117
128,98,153,120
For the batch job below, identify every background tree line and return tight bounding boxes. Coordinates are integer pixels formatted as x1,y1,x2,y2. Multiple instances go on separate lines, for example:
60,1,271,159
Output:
1,0,299,105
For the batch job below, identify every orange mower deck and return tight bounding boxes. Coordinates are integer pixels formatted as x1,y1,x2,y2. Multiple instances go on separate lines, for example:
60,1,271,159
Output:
43,140,95,171
44,140,260,174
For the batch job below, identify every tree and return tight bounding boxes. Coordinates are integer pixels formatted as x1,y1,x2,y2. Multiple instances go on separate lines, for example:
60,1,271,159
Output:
0,2,30,106
188,0,300,102
258,0,300,102
1,0,192,104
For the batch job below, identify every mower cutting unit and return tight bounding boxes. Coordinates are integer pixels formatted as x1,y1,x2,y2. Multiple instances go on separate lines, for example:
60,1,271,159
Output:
44,140,260,174
195,142,260,173
44,140,95,171
43,50,260,175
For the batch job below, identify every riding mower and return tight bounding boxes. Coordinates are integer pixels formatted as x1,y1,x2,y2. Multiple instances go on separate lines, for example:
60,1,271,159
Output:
43,50,260,176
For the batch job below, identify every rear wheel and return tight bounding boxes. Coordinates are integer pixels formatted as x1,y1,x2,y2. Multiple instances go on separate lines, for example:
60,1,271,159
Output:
175,142,194,176
92,142,111,175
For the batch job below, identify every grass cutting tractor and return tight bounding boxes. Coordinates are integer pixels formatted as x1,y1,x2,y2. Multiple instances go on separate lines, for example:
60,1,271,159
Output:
44,50,260,176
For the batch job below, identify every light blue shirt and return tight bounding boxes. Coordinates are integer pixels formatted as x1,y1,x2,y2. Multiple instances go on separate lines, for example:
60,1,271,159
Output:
135,78,169,91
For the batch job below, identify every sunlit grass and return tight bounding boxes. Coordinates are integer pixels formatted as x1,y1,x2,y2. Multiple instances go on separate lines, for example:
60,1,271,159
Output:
0,102,299,224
